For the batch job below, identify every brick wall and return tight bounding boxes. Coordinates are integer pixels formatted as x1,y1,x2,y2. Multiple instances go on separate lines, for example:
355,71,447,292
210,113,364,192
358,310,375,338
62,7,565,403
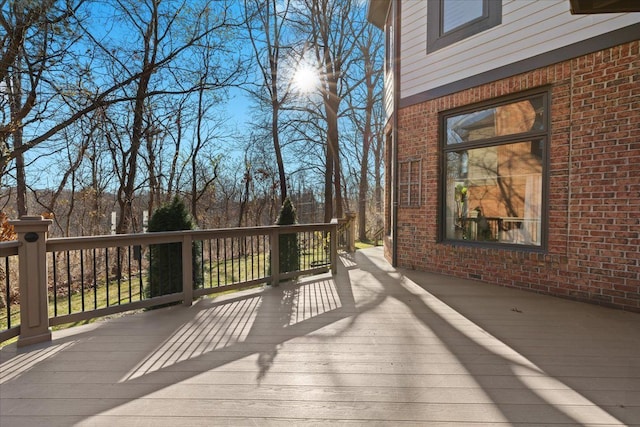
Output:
390,41,640,311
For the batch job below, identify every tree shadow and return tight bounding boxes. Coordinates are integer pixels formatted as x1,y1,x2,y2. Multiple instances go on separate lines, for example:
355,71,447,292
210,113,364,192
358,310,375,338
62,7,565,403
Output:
0,254,360,423
358,248,634,425
0,249,635,425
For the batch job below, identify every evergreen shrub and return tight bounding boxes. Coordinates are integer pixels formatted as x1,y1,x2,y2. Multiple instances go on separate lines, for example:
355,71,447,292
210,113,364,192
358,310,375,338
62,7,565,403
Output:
147,197,202,301
275,197,299,274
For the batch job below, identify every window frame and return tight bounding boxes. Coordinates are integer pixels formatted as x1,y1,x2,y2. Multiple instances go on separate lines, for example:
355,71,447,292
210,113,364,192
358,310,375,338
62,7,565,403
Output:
399,158,422,208
384,6,393,76
438,88,551,250
427,0,502,53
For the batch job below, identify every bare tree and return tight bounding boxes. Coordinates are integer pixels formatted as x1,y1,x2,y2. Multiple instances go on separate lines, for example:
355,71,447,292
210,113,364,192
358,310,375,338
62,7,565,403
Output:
292,0,364,222
183,16,241,224
244,0,298,205
2,0,243,228
352,24,383,241
2,0,385,238
31,117,91,235
371,102,385,229
84,0,242,233
1,0,85,215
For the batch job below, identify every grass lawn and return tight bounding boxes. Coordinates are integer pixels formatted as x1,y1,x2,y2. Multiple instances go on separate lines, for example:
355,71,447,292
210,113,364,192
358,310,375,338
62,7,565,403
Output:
1,244,334,346
1,236,372,348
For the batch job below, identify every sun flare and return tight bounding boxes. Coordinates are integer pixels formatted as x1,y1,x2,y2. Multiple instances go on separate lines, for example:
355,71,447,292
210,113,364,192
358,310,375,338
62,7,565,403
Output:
293,64,319,93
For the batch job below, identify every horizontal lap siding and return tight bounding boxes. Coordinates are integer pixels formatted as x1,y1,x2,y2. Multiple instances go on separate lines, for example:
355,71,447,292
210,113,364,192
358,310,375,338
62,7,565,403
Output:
393,41,640,311
400,0,640,99
399,0,427,95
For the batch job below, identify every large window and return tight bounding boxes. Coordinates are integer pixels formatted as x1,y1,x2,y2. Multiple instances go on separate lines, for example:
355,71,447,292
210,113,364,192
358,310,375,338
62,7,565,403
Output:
427,0,501,53
441,90,548,247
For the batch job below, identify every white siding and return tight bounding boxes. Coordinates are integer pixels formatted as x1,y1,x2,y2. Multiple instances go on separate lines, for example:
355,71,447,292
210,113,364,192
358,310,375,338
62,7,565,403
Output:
384,11,395,117
384,70,394,117
400,0,640,99
400,0,428,99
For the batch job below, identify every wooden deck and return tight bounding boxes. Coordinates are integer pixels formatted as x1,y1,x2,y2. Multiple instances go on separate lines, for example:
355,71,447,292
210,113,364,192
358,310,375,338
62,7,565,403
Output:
1,247,639,426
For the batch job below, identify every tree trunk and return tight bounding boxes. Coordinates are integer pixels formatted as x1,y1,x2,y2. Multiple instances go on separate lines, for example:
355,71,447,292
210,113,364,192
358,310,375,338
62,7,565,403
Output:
116,3,158,234
358,123,371,242
146,130,157,221
272,104,287,205
9,59,27,217
323,135,334,223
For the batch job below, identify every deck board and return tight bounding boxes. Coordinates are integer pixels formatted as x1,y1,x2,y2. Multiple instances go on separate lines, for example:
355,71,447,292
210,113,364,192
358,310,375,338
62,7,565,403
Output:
1,247,639,426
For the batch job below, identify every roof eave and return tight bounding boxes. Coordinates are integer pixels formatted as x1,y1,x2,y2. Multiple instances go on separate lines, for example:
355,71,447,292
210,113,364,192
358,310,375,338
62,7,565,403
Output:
367,0,391,29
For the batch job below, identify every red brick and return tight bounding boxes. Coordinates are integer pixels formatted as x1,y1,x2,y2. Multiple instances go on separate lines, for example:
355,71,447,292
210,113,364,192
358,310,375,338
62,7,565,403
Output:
388,41,640,312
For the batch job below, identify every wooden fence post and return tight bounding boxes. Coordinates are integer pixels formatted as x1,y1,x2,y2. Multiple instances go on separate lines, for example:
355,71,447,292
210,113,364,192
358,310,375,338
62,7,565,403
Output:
182,234,193,306
270,228,280,286
330,219,338,275
10,216,53,347
345,212,356,252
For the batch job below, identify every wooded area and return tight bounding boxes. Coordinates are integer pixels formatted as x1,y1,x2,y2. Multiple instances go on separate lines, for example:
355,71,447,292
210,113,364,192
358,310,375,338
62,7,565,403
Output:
0,0,384,240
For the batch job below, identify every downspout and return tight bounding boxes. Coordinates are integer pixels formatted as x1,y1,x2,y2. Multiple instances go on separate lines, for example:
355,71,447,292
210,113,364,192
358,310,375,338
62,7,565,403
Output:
391,0,400,267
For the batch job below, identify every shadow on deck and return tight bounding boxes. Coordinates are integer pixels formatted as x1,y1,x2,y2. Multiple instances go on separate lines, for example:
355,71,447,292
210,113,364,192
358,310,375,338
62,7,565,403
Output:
1,247,639,426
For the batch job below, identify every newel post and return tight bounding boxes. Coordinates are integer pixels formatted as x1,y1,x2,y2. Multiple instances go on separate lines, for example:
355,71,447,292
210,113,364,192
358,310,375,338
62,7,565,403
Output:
345,212,357,253
10,215,53,347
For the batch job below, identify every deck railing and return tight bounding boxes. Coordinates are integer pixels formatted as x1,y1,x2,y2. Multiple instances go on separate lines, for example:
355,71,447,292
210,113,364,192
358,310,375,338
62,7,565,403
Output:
336,212,356,253
1,216,351,347
0,240,19,338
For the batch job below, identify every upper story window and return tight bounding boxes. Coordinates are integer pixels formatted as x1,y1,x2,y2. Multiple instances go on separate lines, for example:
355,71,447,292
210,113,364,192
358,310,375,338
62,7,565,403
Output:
385,7,393,75
427,0,502,53
440,89,549,248
443,0,484,32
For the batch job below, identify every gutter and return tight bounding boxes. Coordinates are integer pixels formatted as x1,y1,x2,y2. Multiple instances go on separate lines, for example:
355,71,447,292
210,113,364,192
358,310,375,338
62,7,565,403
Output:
391,0,400,267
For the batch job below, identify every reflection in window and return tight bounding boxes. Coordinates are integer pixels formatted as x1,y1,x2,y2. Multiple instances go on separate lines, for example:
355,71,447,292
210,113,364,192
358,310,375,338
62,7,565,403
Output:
385,9,393,75
447,96,545,145
427,0,501,53
442,92,548,247
442,0,483,33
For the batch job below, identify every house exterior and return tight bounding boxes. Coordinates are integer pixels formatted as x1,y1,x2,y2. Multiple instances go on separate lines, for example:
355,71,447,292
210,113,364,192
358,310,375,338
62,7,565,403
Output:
367,0,640,311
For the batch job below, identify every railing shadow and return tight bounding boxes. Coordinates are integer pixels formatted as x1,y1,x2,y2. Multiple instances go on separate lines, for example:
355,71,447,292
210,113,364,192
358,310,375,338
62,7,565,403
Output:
1,248,636,425
0,252,358,424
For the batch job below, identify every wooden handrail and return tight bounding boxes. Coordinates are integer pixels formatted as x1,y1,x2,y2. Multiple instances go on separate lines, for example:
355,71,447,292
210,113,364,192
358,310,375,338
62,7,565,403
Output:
2,218,347,346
